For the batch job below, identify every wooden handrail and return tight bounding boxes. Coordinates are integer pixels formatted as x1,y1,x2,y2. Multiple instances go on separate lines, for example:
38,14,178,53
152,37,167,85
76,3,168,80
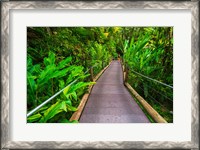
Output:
121,62,167,123
125,82,167,123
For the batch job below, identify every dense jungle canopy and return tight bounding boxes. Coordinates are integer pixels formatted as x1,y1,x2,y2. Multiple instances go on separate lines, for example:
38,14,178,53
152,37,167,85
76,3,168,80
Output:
27,27,173,123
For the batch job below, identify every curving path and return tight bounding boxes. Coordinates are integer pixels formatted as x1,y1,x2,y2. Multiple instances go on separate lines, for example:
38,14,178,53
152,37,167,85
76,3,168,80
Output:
79,61,150,123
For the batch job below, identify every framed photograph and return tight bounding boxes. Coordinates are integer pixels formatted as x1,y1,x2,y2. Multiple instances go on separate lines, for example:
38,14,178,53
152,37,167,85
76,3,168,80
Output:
1,1,199,149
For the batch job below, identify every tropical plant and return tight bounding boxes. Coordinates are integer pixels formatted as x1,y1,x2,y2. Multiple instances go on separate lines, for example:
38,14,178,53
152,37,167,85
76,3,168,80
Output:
27,27,173,123
27,51,95,123
122,27,173,122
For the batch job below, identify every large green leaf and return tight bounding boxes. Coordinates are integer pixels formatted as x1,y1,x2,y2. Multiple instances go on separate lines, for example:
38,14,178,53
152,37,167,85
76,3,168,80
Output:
27,57,33,71
57,56,72,69
66,104,78,112
65,91,77,101
135,36,149,51
39,101,63,123
50,68,71,79
59,80,65,89
70,91,77,101
27,72,36,104
70,82,95,92
27,113,42,123
60,101,67,112
65,99,72,106
37,64,56,86
33,64,41,74
44,51,56,66
63,86,70,95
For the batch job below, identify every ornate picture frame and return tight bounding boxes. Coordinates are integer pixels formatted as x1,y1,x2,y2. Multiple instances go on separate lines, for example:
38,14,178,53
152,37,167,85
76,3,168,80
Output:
1,1,199,149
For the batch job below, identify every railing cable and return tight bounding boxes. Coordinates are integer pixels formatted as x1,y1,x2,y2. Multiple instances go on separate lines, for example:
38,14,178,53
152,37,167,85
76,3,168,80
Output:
130,69,173,89
27,79,78,117
142,83,173,102
137,85,170,111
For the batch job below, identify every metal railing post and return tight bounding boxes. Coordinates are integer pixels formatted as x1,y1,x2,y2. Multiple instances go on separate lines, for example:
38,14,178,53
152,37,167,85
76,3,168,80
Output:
125,63,129,83
90,67,94,82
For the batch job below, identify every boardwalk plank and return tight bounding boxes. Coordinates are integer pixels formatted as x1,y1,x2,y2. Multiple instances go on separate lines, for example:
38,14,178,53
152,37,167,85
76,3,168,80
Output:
79,61,150,123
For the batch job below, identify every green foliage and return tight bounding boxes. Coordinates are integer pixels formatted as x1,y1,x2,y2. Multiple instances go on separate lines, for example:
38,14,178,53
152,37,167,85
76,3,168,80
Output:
27,27,173,123
60,119,79,123
27,51,95,123
123,27,173,122
27,27,113,123
27,113,42,123
39,101,64,123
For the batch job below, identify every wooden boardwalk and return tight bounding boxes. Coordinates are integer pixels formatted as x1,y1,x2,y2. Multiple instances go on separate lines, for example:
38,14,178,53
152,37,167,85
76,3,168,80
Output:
79,61,150,123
